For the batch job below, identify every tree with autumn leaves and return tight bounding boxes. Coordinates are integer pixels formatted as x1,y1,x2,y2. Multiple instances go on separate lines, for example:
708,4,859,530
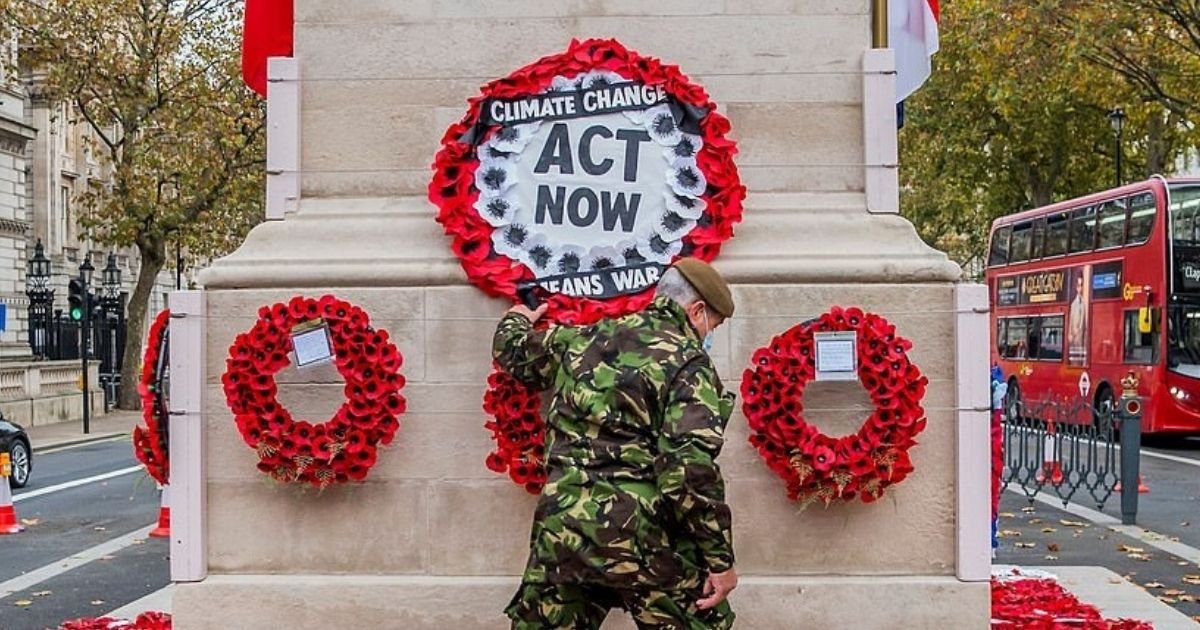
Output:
1,0,265,409
901,0,1200,273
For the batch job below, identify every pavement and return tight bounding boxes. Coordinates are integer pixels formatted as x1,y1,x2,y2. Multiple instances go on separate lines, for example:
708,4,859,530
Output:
24,409,144,453
996,490,1200,626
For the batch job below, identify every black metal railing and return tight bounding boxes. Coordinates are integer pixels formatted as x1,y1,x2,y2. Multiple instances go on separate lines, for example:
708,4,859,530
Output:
35,309,127,410
1001,393,1143,524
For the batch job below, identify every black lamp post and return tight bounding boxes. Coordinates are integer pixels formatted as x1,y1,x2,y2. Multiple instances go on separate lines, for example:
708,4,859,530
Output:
1108,107,1126,187
102,253,121,304
24,239,53,358
78,255,94,434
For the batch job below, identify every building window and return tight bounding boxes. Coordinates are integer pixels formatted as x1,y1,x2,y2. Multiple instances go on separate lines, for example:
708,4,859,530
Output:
62,185,74,244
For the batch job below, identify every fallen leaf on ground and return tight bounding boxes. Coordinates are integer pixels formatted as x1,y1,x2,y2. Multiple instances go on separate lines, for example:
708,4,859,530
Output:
1183,575,1200,585
1060,519,1087,527
31,590,51,597
1041,527,1057,534
132,539,145,545
1000,530,1022,538
20,519,38,526
1015,542,1036,548
13,600,32,607
1000,512,1016,518
1022,506,1036,513
1159,596,1178,604
1128,553,1152,561
1179,595,1197,603
1163,589,1187,596
1044,554,1059,560
90,600,105,606
1118,545,1145,553
1047,543,1060,552
1144,582,1165,589
1181,521,1190,527
1179,561,1190,566
1029,518,1044,525
1109,577,1124,584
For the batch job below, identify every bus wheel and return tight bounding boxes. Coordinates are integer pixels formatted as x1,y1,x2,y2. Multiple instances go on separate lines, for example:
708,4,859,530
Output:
1093,386,1116,437
1005,379,1022,423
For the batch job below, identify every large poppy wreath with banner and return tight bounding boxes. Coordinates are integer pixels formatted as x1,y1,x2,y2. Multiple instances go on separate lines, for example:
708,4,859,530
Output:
742,307,929,508
430,38,745,491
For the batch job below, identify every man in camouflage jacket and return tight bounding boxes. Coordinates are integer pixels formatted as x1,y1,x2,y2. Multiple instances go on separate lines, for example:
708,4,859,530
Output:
494,258,738,630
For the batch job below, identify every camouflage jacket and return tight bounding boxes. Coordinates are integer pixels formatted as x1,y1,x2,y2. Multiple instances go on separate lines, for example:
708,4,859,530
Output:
493,297,736,590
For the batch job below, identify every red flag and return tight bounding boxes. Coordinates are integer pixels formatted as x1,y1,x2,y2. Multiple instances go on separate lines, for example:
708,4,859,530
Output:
242,0,294,97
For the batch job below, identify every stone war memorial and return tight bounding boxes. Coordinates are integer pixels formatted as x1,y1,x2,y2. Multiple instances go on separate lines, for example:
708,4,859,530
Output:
168,1,992,628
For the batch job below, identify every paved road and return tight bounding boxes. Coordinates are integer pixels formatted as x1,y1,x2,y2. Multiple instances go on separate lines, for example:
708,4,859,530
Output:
0,438,168,630
999,435,1200,622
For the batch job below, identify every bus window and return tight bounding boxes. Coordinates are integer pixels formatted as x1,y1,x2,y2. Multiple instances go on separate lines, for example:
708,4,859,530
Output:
1044,212,1069,256
1038,315,1064,360
1030,217,1047,259
1010,222,1033,263
988,225,1012,266
1097,199,1128,249
1127,193,1155,245
1069,206,1097,253
1003,317,1029,359
1124,309,1158,364
1170,186,1200,244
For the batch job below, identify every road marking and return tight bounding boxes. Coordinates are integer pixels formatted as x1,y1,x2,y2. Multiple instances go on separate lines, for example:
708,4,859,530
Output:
13,465,144,503
1006,488,1200,565
1139,448,1200,468
0,525,154,600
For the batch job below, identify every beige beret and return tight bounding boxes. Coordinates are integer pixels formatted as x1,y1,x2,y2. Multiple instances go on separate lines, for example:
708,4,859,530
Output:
672,258,735,318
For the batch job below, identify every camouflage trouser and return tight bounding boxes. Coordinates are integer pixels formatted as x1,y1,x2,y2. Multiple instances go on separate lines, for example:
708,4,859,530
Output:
506,581,735,630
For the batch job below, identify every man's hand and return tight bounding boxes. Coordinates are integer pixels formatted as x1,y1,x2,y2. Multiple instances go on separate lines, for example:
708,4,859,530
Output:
508,303,548,325
696,567,738,610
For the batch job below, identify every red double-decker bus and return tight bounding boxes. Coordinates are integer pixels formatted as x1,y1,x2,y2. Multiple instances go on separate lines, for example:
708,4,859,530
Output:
986,176,1200,435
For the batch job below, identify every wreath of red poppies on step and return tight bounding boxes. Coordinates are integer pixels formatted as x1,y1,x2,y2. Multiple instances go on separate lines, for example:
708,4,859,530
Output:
430,37,745,326
133,309,171,485
742,307,929,508
221,296,407,487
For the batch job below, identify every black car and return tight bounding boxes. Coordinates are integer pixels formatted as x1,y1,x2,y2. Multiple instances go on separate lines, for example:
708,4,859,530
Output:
0,416,31,489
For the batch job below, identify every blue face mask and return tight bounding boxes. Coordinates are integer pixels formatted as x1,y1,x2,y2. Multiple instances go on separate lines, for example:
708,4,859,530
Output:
702,309,715,353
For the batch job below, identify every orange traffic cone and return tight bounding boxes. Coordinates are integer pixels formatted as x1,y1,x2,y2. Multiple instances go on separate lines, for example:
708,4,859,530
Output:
0,453,24,535
1115,475,1150,494
149,485,170,538
1036,433,1064,486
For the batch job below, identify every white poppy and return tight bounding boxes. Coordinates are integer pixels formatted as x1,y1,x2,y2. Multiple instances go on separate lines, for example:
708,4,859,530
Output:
492,223,531,260
580,70,627,90
663,132,704,166
475,159,518,197
666,161,708,197
623,107,651,125
522,234,557,275
664,191,707,220
643,104,683,146
583,245,622,272
653,210,698,243
550,74,583,93
489,121,542,154
473,195,518,227
637,234,683,264
614,239,644,266
554,244,587,275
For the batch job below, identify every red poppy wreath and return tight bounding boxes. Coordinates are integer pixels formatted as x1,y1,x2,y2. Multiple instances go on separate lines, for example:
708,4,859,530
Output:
221,296,407,487
742,307,929,508
133,308,171,485
430,38,745,492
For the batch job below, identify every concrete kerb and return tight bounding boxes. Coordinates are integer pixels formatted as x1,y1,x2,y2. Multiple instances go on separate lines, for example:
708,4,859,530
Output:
32,431,127,453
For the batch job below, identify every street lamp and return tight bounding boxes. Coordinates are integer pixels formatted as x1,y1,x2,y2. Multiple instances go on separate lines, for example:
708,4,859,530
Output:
102,253,121,301
24,240,53,358
77,255,94,434
1108,107,1126,187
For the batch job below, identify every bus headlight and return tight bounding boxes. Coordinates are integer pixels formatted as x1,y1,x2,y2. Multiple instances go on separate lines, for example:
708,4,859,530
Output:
1170,386,1190,401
